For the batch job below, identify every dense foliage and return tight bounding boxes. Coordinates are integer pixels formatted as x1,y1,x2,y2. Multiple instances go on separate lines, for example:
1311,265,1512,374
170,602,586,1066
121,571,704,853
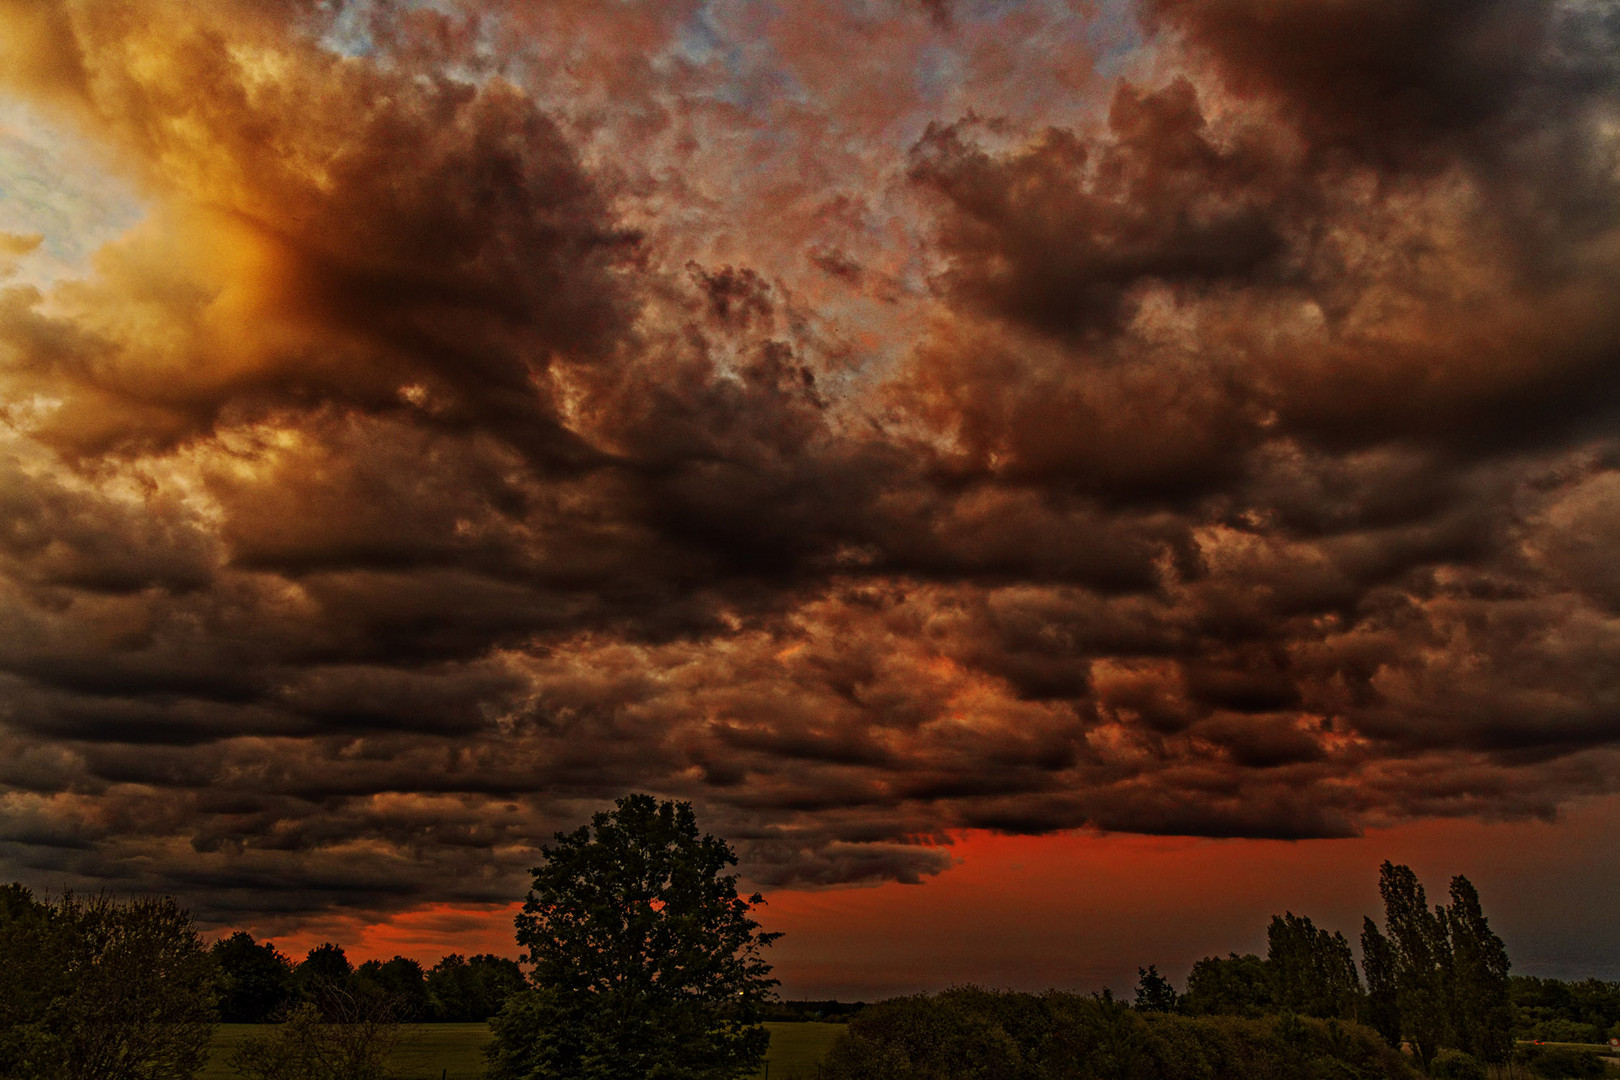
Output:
1362,863,1514,1068
1513,976,1620,1045
212,934,525,1022
820,985,1418,1080
0,885,217,1080
486,794,781,1080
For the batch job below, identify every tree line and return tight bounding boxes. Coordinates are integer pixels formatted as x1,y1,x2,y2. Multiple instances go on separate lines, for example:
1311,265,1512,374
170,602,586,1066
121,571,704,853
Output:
1118,861,1620,1079
6,797,1620,1080
213,933,524,1023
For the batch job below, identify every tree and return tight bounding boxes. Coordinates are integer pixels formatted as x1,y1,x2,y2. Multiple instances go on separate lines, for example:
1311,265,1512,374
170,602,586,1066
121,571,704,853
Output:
356,956,431,1020
213,931,295,1022
1266,912,1362,1020
1374,861,1453,1070
486,794,782,1080
1360,916,1402,1048
427,953,525,1021
1365,862,1514,1071
1443,875,1512,1065
296,942,358,1017
0,885,217,1080
1182,953,1273,1017
1134,965,1179,1012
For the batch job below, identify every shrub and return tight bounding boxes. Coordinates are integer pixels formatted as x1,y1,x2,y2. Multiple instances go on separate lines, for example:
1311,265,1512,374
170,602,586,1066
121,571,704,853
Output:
1431,1048,1487,1080
230,998,403,1080
819,987,1419,1080
1519,1044,1611,1079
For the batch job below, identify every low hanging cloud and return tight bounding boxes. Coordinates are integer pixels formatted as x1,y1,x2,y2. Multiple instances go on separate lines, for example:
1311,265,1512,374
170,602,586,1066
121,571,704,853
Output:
0,0,1618,929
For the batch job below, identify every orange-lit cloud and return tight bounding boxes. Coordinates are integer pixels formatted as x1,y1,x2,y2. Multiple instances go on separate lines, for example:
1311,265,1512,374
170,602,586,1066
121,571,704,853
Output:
1,0,1619,983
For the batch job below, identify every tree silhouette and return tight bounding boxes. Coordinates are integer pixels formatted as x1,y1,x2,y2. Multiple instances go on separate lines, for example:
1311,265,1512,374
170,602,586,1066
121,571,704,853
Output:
213,932,294,1023
1364,862,1513,1069
1134,965,1179,1012
1444,875,1512,1064
1266,912,1362,1020
486,794,781,1080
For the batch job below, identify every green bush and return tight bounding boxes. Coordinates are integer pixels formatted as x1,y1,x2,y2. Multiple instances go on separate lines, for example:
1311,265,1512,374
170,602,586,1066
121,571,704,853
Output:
819,987,1418,1080
1520,1044,1610,1079
1431,1048,1486,1080
1535,1020,1605,1044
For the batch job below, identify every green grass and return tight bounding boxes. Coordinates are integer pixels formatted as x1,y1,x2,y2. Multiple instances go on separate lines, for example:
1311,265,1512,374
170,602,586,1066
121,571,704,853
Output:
202,1021,843,1079
755,1022,843,1080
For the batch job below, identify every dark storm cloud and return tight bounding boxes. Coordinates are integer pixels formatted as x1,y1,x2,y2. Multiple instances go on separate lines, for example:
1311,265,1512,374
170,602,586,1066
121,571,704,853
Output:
1141,0,1618,170
1,0,1620,930
910,78,1290,343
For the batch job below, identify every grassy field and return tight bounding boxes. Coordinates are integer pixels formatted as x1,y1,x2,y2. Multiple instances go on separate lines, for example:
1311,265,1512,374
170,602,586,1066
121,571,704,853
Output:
201,1021,843,1080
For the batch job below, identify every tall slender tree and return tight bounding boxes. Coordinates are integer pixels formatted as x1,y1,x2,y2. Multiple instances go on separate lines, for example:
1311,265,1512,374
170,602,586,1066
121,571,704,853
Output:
1360,916,1401,1049
1444,875,1512,1064
1266,912,1363,1020
1365,862,1515,1071
1376,861,1453,1070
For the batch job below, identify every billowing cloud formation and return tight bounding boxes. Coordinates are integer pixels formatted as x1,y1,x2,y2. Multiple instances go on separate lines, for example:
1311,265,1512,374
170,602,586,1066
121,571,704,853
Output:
1,0,1619,930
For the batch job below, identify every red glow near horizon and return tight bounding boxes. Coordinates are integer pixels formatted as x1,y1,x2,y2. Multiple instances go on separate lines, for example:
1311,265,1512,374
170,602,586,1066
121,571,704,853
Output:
235,793,1620,998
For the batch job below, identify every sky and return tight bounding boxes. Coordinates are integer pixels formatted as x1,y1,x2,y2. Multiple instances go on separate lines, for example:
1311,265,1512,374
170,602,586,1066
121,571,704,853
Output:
0,0,1618,999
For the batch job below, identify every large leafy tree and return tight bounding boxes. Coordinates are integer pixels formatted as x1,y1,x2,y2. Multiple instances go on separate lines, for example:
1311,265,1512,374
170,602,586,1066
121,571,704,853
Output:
296,942,359,1018
213,931,295,1023
486,794,781,1080
1181,953,1273,1017
356,956,431,1020
0,885,217,1080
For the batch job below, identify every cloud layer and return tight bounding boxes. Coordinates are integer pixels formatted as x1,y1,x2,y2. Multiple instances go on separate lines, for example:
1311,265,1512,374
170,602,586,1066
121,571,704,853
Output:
1,0,1619,929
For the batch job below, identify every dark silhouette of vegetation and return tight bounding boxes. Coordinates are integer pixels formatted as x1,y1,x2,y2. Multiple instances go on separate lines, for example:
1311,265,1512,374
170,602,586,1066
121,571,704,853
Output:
1367,861,1515,1070
1363,914,1404,1048
486,794,781,1080
213,929,527,1022
296,942,359,1015
357,956,431,1020
230,993,404,1080
1183,952,1274,1017
1515,1043,1617,1079
819,985,1417,1080
1268,911,1363,1020
214,931,296,1022
761,999,868,1022
0,852,1593,1080
1133,863,1522,1076
0,884,217,1080
1513,976,1620,1044
1134,965,1178,1013
425,953,526,1022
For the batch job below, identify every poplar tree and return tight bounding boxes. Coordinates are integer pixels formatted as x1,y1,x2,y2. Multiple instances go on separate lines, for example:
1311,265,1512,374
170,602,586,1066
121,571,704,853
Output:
1363,862,1513,1070
1444,875,1512,1064
1359,916,1401,1048
1266,912,1362,1020
1375,861,1452,1070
